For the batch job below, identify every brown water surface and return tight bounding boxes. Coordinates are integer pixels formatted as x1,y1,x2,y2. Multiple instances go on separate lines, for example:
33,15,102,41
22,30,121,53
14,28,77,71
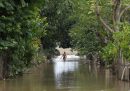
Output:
0,58,130,91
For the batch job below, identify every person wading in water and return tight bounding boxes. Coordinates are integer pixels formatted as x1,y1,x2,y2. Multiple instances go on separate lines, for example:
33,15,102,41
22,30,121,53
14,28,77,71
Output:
62,52,67,61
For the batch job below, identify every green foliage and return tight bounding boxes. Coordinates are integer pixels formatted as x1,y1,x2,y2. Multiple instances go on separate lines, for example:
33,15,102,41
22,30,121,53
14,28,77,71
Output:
101,23,130,62
70,20,100,55
41,0,75,49
70,0,130,63
0,0,47,77
101,42,117,61
69,0,101,56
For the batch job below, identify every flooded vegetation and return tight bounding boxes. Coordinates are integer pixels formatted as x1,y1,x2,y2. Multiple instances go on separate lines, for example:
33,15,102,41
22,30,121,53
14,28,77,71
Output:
0,56,129,91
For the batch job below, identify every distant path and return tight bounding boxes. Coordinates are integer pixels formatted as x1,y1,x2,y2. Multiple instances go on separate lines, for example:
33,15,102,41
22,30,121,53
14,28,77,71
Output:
56,47,78,55
53,55,80,62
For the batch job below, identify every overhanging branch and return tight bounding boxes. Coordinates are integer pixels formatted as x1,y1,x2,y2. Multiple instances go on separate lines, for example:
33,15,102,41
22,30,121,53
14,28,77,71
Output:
119,5,130,19
99,17,114,33
95,0,114,33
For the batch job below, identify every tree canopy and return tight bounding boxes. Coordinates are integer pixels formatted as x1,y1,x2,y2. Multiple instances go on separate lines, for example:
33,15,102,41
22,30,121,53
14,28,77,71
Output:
41,0,76,49
0,0,47,78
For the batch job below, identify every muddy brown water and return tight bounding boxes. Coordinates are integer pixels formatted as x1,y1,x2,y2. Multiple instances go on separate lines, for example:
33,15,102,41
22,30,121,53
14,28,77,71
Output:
0,58,130,91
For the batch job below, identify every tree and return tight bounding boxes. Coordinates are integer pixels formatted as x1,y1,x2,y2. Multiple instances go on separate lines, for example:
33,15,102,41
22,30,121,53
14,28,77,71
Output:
0,0,46,79
95,0,130,80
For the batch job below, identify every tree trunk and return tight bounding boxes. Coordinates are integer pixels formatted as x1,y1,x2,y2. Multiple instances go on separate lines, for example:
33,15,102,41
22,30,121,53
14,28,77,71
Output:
117,48,124,80
3,53,9,78
0,55,4,79
0,52,10,80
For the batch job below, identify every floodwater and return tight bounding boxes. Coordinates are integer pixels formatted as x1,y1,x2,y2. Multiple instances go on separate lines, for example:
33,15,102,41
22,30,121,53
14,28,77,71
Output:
0,55,130,91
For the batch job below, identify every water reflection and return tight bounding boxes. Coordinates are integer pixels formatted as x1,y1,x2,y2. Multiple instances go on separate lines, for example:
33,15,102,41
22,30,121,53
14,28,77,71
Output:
54,61,78,89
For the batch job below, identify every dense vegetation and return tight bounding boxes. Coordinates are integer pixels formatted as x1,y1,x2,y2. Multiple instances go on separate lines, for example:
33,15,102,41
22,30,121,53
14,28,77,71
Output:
69,0,101,59
0,0,46,79
70,0,130,63
41,0,75,49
